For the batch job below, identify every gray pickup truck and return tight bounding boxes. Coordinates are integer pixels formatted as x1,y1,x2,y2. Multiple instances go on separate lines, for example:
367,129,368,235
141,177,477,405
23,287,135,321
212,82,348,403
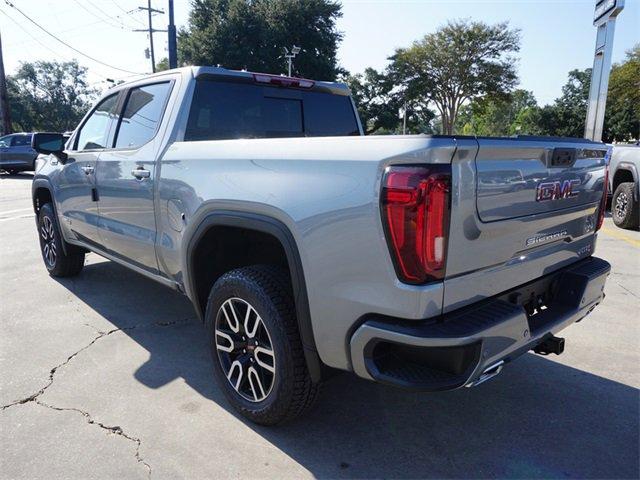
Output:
31,67,611,425
609,144,640,230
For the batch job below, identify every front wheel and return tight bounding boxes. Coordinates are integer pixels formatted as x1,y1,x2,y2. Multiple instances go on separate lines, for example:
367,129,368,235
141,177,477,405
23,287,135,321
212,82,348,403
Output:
612,182,639,230
205,265,320,425
38,203,85,277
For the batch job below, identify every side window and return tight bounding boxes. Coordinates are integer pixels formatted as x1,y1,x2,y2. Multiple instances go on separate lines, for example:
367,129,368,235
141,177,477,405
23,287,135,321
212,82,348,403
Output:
75,94,119,151
0,135,11,148
114,82,171,149
11,135,31,147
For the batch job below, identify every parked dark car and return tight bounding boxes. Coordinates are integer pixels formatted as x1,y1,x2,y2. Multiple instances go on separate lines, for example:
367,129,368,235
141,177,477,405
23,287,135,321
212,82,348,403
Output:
0,133,38,174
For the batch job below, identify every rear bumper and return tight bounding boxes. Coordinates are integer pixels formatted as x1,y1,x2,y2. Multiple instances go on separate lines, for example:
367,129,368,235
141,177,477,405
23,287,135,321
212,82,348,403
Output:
349,256,611,391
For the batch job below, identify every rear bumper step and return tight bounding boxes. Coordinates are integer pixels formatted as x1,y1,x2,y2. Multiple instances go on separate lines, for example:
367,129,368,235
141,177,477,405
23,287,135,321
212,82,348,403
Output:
349,256,610,391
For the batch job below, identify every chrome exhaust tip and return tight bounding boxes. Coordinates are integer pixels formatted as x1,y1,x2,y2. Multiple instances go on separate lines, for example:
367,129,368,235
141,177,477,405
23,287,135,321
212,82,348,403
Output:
465,360,505,388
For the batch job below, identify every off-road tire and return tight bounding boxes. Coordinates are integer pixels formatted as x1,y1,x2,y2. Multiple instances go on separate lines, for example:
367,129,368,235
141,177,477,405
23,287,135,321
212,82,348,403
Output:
38,203,85,277
204,265,320,425
612,182,639,230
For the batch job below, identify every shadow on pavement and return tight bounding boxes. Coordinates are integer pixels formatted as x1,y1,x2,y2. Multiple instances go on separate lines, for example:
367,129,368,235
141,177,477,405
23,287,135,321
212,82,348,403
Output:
54,259,640,479
0,171,34,180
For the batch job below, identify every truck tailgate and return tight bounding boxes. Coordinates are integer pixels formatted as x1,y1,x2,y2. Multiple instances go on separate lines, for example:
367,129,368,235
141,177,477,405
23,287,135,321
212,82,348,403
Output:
444,137,608,313
476,139,606,221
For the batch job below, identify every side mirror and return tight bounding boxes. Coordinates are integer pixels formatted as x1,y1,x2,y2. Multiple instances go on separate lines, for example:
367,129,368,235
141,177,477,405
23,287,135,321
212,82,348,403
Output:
32,132,67,161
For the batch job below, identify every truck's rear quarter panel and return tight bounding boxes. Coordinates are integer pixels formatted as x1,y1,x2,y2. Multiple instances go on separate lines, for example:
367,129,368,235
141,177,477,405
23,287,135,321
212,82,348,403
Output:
158,136,456,370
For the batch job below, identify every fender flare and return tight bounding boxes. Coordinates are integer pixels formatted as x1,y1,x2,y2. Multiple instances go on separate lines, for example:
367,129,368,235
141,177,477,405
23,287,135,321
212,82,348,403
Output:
31,177,70,255
183,210,324,382
612,162,639,200
32,177,54,212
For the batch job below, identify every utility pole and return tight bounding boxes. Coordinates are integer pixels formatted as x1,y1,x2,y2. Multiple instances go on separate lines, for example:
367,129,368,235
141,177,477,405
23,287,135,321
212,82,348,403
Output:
585,0,625,141
0,33,12,136
134,1,165,73
167,0,177,69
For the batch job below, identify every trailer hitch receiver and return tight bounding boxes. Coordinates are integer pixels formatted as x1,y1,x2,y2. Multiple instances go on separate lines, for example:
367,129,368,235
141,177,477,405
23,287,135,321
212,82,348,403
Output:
533,335,565,356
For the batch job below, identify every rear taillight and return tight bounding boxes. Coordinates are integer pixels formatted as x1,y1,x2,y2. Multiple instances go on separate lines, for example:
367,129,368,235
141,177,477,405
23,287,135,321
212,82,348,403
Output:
596,158,609,231
381,165,451,284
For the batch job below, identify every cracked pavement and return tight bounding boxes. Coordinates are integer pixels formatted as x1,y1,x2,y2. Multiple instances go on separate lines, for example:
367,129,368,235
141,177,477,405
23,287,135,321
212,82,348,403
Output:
1,173,639,479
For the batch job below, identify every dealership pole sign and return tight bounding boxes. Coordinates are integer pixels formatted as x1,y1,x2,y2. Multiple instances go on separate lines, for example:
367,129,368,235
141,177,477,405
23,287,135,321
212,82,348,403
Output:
584,0,624,141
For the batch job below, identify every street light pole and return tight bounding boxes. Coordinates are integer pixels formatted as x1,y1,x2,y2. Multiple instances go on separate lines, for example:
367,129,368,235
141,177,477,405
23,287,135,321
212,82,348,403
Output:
283,45,301,77
402,100,407,135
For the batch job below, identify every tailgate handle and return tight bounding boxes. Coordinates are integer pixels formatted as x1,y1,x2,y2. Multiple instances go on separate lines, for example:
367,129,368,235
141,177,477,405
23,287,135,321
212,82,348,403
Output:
549,148,576,168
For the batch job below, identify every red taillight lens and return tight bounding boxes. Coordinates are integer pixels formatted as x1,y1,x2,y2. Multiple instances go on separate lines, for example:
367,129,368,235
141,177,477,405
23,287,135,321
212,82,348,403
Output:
596,160,609,231
381,165,451,284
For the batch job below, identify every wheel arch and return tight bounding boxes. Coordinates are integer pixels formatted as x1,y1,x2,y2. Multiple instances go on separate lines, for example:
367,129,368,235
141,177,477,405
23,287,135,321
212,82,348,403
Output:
184,210,324,382
32,178,71,255
612,163,638,200
32,178,54,215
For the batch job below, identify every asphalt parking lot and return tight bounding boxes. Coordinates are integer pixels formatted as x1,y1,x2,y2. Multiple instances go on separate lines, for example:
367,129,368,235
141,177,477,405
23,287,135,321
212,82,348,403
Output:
1,171,638,479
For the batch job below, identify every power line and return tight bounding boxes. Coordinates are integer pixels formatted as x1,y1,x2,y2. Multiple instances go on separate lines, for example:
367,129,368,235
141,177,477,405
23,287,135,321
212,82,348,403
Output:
0,7,67,60
4,18,118,50
73,0,125,30
3,0,144,75
0,7,142,90
85,0,141,29
109,0,146,26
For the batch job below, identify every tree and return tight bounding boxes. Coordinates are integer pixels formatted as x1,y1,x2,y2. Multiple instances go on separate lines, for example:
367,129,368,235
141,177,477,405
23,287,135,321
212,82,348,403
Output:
345,68,437,135
456,89,537,136
526,52,639,142
549,68,592,138
345,68,400,134
178,0,343,80
389,19,520,134
8,60,95,132
604,45,639,142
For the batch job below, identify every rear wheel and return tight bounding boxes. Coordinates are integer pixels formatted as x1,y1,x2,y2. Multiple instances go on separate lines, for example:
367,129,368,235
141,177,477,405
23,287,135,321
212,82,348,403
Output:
612,182,639,230
205,265,320,425
38,203,85,277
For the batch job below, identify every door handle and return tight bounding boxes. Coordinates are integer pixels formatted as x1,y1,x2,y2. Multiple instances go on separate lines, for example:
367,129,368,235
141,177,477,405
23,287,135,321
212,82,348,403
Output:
81,165,94,175
131,167,151,179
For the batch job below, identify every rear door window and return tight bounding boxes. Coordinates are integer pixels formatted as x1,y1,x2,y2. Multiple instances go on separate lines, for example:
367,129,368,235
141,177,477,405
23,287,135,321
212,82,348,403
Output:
114,82,172,149
185,80,359,141
11,135,31,147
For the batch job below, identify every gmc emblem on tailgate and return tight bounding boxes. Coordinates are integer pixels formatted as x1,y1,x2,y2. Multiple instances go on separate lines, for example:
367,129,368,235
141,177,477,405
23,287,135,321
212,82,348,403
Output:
536,179,581,202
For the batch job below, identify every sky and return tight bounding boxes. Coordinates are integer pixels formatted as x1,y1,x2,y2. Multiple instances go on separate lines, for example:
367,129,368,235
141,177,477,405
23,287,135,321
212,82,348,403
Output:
1,0,638,105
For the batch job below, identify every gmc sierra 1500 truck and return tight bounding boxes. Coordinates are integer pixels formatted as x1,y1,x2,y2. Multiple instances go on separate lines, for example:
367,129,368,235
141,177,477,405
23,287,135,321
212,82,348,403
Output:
31,66,611,425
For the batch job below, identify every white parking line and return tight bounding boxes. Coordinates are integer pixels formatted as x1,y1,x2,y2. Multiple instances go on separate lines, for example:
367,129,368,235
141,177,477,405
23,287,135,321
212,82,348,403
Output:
0,214,35,222
0,207,33,216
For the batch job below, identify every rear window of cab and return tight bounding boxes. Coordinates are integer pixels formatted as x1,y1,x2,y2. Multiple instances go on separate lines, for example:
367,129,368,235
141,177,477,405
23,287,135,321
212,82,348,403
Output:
185,79,360,141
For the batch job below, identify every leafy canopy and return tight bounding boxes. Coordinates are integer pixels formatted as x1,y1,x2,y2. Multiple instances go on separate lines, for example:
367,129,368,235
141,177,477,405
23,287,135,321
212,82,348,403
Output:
389,19,520,134
8,60,95,133
457,89,537,136
179,0,343,80
604,45,640,142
